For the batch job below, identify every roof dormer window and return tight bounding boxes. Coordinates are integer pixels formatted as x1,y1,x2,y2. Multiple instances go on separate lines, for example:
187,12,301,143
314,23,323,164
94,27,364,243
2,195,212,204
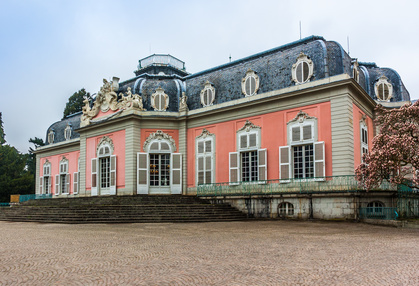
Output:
292,52,314,84
241,69,260,97
200,81,215,107
375,75,393,101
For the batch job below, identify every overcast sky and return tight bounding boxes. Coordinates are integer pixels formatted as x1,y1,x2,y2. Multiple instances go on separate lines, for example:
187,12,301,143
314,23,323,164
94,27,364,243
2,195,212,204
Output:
1,0,418,153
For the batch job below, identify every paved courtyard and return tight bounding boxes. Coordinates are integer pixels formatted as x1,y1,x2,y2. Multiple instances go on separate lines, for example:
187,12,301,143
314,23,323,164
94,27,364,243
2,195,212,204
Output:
0,220,418,285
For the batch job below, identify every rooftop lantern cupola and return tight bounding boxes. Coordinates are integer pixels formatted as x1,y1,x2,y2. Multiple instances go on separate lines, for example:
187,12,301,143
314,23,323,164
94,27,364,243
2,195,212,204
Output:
134,54,189,77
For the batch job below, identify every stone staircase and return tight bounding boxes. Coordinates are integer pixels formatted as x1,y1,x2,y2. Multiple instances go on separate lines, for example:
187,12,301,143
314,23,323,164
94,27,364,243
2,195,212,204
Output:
0,195,247,223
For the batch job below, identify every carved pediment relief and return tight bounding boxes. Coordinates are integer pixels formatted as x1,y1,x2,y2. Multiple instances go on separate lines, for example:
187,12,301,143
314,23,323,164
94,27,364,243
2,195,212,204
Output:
81,78,146,127
237,120,261,133
288,110,316,124
143,130,177,152
196,128,214,139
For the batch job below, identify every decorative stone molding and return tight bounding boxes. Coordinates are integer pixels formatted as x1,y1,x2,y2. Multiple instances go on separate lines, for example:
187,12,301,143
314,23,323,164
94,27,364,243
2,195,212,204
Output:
237,120,261,133
200,81,215,107
241,69,260,96
81,77,120,127
151,87,169,111
96,136,114,156
352,59,360,82
291,52,314,84
64,123,72,141
179,92,189,112
118,87,145,111
288,110,316,124
374,75,393,101
47,129,55,144
360,114,367,125
143,130,177,152
196,128,214,139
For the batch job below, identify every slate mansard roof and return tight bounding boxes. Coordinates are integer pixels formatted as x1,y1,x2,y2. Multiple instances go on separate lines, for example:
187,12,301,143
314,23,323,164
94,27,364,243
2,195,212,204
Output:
45,36,410,145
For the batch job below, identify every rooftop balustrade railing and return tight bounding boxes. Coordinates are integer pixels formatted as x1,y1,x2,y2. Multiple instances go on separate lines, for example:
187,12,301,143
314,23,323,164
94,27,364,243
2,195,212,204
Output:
138,54,185,70
197,175,398,197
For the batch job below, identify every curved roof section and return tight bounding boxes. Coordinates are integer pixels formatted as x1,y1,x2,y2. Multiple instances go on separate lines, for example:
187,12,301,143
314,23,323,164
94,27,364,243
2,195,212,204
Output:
45,112,81,146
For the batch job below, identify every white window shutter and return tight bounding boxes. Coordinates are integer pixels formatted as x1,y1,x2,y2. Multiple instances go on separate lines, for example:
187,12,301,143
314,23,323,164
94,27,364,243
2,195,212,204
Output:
39,176,43,195
66,174,70,194
110,155,117,195
48,177,51,194
171,153,182,194
258,149,267,183
279,146,291,181
137,152,148,194
314,141,325,178
197,156,204,185
229,152,240,185
91,158,98,196
73,172,78,194
55,174,60,195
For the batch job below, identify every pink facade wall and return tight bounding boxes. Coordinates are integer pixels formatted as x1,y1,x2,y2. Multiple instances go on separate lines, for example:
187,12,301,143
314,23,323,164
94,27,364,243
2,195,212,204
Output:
39,150,80,195
85,130,126,191
140,129,179,152
187,102,332,187
352,103,374,168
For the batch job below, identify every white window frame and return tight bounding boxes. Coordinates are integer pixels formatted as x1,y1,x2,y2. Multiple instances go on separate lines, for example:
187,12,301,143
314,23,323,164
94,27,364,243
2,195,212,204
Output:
47,129,55,144
200,81,215,107
92,137,116,196
196,132,215,186
241,69,260,97
41,161,51,195
138,136,182,195
374,75,393,102
278,202,294,216
230,121,266,185
59,159,69,195
281,112,324,181
291,52,314,85
151,87,169,111
360,121,368,163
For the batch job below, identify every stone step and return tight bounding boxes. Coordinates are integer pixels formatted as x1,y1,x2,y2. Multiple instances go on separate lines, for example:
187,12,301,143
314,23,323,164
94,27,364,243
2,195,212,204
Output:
0,195,247,223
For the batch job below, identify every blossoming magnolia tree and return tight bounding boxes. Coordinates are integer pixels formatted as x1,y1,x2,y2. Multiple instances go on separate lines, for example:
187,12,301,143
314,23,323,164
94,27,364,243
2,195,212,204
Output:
356,100,419,190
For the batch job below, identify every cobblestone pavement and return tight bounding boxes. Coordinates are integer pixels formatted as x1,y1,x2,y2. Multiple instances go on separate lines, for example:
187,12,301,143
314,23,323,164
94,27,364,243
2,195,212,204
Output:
0,220,418,286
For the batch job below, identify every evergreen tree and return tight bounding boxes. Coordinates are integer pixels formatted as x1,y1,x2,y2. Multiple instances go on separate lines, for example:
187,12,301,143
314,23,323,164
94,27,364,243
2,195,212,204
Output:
63,88,92,119
0,112,5,145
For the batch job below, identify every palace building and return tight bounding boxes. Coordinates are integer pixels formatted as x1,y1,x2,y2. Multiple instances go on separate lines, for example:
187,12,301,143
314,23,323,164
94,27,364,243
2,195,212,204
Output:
35,36,414,219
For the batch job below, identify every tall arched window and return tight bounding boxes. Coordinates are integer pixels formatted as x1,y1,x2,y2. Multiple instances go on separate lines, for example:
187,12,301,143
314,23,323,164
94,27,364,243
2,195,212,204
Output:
279,111,324,181
229,120,267,185
39,160,51,195
91,137,116,196
138,131,182,195
55,158,69,195
196,129,215,185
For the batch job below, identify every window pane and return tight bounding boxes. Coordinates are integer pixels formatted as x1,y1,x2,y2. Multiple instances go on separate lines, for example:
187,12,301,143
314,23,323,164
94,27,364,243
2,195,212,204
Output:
296,63,303,83
303,62,309,82
303,125,312,140
205,140,212,153
198,141,204,154
293,146,303,178
292,127,300,142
